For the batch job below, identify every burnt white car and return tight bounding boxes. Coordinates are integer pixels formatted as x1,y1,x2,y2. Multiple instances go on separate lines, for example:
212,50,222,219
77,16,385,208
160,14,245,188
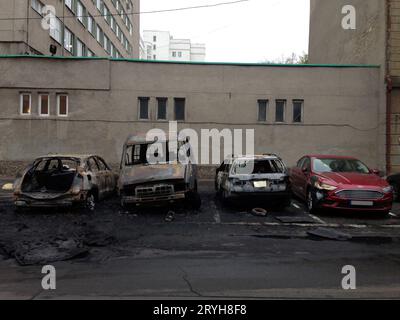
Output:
13,155,118,211
118,135,201,210
215,154,291,208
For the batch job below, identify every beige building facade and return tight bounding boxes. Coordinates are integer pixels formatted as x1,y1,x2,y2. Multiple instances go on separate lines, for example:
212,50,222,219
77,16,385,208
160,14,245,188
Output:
0,0,140,58
0,56,384,174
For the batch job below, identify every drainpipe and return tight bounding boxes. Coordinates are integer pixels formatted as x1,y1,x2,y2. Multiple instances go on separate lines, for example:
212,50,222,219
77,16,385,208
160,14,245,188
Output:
386,75,392,175
386,0,392,175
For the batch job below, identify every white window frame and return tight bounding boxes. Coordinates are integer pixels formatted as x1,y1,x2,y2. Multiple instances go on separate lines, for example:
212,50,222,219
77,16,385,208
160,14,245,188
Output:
76,38,85,56
20,93,31,115
77,1,85,25
57,94,69,117
49,17,62,43
64,27,74,53
38,94,50,117
65,0,74,12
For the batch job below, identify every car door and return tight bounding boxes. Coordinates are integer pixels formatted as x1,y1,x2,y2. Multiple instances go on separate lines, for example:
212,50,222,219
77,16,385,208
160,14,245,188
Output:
290,157,305,196
96,156,115,196
87,157,103,198
298,157,311,199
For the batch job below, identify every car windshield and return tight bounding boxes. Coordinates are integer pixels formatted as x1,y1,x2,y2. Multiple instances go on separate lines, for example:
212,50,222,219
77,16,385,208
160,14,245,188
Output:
124,141,187,166
312,158,370,174
232,159,285,175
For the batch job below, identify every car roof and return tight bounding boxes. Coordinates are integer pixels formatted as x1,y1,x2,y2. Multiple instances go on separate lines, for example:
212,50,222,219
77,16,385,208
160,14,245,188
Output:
125,133,188,145
305,154,358,160
37,154,96,161
227,155,282,161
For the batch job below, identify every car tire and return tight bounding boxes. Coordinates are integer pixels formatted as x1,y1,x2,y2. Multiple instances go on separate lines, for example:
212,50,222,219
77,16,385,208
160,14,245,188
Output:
85,193,96,212
307,189,317,214
390,182,399,202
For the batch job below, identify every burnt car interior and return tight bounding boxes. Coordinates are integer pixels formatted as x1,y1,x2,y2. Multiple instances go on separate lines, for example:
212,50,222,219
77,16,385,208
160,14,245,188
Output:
21,158,79,193
233,159,285,175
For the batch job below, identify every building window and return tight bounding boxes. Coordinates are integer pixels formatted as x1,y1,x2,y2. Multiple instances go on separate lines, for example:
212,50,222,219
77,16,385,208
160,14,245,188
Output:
138,97,150,120
275,100,286,123
96,25,102,44
76,38,85,56
153,35,157,42
65,0,74,12
20,93,31,115
172,52,176,57
174,98,185,121
293,100,304,123
64,27,74,53
87,14,94,34
153,55,156,60
57,94,68,117
87,49,95,57
258,100,268,122
49,17,62,43
157,98,167,120
96,0,102,12
31,0,43,14
77,1,85,25
38,94,50,116
153,44,156,50
178,52,182,58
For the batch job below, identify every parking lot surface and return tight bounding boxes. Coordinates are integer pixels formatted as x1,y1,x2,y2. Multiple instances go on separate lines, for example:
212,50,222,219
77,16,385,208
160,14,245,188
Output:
1,178,400,299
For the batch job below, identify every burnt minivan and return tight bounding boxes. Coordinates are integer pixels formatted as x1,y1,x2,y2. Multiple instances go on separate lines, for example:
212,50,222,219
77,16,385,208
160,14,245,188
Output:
118,135,201,210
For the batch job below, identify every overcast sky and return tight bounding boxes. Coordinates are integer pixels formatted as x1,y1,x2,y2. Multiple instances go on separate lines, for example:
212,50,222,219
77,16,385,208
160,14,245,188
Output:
140,0,310,63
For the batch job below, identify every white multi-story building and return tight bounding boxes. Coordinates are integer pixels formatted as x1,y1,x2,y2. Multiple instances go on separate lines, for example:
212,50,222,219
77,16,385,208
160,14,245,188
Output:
142,30,206,62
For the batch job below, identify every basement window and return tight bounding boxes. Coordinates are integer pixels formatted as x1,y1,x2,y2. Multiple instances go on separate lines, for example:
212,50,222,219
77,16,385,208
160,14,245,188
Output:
38,94,50,116
138,97,150,120
57,94,68,117
275,100,286,123
258,99,268,122
293,100,304,123
20,93,31,115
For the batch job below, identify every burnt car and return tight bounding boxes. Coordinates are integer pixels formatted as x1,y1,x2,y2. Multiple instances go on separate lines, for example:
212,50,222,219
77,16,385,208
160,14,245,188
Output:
13,154,118,211
118,135,201,210
290,155,393,215
215,154,291,208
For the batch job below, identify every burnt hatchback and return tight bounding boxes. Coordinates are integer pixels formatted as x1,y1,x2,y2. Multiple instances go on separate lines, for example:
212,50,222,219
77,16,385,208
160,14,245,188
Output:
13,155,118,211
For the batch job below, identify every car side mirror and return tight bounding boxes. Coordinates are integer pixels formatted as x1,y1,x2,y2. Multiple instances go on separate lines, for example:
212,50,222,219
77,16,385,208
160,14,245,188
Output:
302,167,309,174
371,169,380,176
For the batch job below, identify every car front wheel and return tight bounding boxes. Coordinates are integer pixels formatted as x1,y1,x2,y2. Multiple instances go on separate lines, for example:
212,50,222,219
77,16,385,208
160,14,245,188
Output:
307,189,317,214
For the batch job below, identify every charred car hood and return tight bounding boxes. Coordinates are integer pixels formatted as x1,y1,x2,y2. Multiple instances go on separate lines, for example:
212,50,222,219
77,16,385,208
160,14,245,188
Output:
318,172,388,188
120,164,186,186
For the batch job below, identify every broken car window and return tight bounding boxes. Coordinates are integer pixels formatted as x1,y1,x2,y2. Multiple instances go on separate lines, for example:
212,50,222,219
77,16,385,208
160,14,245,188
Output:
233,159,285,175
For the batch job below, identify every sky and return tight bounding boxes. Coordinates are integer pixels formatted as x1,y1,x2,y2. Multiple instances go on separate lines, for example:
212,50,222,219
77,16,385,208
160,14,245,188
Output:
140,0,310,63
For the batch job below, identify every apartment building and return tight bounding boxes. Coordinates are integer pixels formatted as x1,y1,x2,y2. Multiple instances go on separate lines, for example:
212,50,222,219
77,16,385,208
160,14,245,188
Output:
142,30,206,61
0,0,140,58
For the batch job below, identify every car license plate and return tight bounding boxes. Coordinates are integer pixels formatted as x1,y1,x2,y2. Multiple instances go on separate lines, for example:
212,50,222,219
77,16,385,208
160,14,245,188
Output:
351,200,373,207
254,181,267,188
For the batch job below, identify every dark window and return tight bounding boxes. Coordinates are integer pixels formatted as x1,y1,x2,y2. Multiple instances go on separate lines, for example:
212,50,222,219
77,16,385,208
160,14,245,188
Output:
293,100,303,123
174,98,185,121
157,97,167,120
258,100,268,121
138,97,149,120
88,158,99,172
275,100,286,122
96,157,108,171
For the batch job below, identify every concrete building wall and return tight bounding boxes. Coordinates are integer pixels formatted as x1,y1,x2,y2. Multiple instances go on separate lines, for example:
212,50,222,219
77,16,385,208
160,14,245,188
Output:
0,56,383,173
0,0,140,58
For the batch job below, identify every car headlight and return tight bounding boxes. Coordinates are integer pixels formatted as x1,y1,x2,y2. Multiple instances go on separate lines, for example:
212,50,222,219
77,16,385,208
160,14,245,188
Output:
315,181,337,191
383,186,393,193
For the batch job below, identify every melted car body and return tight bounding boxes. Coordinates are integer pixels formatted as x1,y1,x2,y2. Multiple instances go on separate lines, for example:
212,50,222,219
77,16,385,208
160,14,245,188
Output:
215,154,291,207
13,155,117,210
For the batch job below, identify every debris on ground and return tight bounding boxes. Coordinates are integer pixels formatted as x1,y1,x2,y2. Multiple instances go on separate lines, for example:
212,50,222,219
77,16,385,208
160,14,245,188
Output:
165,211,175,222
82,230,116,247
307,227,352,241
251,208,267,217
3,238,89,266
275,216,316,224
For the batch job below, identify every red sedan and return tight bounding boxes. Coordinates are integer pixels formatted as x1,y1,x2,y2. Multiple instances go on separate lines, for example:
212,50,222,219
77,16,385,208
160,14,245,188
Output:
290,155,393,215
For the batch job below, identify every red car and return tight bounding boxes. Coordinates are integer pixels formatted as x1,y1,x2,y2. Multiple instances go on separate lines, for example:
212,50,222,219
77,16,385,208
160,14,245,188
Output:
290,155,393,215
